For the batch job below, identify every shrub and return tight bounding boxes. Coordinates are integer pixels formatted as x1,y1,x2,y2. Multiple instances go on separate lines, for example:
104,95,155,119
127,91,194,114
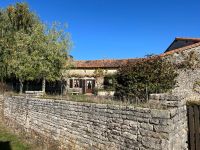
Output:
114,57,178,102
103,74,117,90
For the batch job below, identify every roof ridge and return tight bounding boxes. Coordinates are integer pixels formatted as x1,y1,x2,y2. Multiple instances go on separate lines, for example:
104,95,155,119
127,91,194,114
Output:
75,58,141,62
175,37,200,41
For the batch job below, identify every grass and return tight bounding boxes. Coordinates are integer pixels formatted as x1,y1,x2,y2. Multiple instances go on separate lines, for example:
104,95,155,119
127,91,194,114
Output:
0,122,30,150
41,94,132,105
39,94,167,109
3,91,167,109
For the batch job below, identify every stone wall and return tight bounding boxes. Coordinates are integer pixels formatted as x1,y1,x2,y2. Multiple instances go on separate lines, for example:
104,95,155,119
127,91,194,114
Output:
1,95,188,150
165,45,200,98
0,95,3,119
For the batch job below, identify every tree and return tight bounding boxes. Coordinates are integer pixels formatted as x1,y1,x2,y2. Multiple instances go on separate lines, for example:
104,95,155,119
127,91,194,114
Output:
31,23,71,93
0,3,72,94
0,3,40,93
0,9,10,84
8,30,36,93
6,3,38,33
114,57,178,102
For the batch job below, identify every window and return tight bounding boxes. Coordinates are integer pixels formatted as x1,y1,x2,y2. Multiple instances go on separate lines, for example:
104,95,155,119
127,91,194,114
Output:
69,79,83,88
87,80,92,89
74,79,79,88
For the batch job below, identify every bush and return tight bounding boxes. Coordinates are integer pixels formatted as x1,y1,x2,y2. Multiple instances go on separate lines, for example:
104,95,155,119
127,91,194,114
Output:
103,74,117,90
114,57,178,102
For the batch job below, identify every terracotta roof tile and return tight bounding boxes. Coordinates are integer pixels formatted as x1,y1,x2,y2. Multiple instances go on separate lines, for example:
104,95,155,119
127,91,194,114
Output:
73,58,142,68
72,38,200,69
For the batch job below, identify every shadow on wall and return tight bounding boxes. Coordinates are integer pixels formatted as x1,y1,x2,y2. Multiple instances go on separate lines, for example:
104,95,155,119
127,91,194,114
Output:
0,141,12,150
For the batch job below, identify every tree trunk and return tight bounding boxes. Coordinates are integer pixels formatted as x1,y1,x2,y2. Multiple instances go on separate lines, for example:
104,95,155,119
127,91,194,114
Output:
42,78,46,94
19,79,23,94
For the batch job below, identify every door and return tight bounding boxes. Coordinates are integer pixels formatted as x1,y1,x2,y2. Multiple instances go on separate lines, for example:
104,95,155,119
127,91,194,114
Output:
188,104,200,150
86,80,95,93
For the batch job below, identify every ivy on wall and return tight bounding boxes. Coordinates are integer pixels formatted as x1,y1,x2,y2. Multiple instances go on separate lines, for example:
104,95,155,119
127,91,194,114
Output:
193,80,200,94
114,57,178,102
93,69,108,77
103,74,116,91
176,51,200,69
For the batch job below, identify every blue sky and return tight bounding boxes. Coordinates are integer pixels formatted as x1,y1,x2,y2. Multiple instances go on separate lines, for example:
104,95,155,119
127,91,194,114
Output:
1,0,200,60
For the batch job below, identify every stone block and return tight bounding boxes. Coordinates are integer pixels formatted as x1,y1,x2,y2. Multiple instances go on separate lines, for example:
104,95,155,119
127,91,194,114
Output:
1,96,188,150
151,109,170,119
140,123,153,131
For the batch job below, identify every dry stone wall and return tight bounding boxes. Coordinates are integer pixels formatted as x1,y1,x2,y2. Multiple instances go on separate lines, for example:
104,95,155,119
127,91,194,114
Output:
0,95,3,119
164,45,200,98
2,95,188,150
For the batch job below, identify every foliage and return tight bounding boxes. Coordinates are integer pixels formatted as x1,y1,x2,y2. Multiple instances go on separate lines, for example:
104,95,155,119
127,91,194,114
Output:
0,2,72,93
177,51,200,69
35,23,71,81
193,79,200,94
0,3,41,93
93,68,105,77
39,94,166,109
6,3,38,33
114,57,178,101
30,23,71,92
0,122,30,150
0,8,12,82
144,53,156,58
103,74,117,90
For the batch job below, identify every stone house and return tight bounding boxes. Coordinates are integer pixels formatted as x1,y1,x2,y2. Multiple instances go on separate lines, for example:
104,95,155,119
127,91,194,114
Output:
160,37,200,98
64,37,200,96
64,59,139,95
5,37,200,96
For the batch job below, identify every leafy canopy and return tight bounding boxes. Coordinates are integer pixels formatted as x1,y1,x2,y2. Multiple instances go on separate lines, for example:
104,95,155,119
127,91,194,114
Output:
115,57,178,102
0,2,71,86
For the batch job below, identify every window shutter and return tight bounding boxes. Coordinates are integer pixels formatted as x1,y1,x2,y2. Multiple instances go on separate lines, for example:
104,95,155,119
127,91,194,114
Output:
92,80,95,94
92,80,95,88
79,79,82,88
70,79,73,88
82,80,86,94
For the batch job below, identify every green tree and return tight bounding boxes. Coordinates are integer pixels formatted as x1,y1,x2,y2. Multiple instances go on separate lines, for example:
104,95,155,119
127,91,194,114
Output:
31,23,71,93
1,3,40,93
115,57,178,102
0,9,10,84
0,3,72,94
8,30,36,93
6,3,38,33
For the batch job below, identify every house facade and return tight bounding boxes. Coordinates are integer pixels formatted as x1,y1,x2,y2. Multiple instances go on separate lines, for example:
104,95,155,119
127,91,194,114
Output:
63,37,200,96
4,37,200,95
63,59,139,95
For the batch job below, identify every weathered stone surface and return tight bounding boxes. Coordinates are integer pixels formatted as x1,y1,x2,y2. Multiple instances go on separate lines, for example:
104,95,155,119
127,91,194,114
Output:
0,95,3,117
151,109,171,119
0,95,188,150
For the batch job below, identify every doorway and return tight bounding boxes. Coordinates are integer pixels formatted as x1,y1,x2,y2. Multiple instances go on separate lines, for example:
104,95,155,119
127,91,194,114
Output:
86,79,95,93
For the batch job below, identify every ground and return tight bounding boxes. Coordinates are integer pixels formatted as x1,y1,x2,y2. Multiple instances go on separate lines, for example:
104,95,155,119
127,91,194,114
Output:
0,121,32,150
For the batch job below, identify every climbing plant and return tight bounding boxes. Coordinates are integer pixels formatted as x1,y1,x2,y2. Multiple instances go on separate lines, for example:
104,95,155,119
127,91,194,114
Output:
114,57,178,102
